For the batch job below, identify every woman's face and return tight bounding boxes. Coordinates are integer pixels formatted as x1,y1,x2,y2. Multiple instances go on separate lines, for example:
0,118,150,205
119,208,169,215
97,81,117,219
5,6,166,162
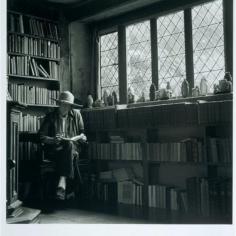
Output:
59,103,71,116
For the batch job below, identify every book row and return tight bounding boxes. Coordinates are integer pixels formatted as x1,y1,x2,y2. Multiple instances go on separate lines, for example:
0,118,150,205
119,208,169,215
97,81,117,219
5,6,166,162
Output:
8,34,60,59
118,181,143,206
148,184,187,212
146,139,204,163
89,180,143,206
207,138,232,163
8,13,59,39
186,177,232,216
8,56,59,79
8,83,59,105
19,114,44,132
19,141,39,161
88,142,142,160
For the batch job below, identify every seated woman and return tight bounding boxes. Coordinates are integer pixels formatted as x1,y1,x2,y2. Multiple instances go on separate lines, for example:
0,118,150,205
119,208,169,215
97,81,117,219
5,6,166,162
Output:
38,91,87,200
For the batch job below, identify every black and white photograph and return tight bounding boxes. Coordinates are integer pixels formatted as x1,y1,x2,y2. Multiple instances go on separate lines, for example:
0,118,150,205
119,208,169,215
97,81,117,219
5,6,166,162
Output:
0,0,235,235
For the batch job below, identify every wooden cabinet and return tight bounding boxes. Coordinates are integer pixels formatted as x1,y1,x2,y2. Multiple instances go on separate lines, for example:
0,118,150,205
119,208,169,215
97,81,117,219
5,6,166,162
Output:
7,103,22,216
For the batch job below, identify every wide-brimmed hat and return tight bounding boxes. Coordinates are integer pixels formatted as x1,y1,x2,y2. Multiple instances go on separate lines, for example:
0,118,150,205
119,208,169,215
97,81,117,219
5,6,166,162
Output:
53,91,83,108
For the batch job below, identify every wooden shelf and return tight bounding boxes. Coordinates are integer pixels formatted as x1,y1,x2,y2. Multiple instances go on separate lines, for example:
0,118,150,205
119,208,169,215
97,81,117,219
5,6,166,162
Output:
8,52,60,62
8,74,60,83
91,159,143,163
147,161,206,165
25,104,58,108
8,10,59,24
8,31,60,42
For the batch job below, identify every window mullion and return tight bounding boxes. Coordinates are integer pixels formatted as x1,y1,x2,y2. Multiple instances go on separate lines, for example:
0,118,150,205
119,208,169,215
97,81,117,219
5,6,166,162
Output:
184,8,194,96
150,18,159,89
223,0,233,77
118,25,127,104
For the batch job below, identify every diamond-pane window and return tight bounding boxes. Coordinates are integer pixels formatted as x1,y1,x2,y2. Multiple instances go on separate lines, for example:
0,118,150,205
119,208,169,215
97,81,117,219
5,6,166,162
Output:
157,11,186,98
100,32,119,100
192,0,225,93
126,21,152,100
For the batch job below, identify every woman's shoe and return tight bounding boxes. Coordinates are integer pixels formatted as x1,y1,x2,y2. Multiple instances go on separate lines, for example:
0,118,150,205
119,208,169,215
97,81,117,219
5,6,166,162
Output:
56,187,66,200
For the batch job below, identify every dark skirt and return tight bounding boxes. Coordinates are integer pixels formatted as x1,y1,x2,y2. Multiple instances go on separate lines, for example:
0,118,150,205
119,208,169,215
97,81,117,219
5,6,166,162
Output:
44,140,79,179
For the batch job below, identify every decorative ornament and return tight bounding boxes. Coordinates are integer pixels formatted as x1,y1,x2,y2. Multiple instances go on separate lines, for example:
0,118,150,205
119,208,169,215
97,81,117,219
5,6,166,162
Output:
112,91,118,105
181,79,189,98
192,86,200,97
107,94,114,106
87,94,93,108
200,77,208,96
103,90,109,106
128,87,135,103
149,83,156,101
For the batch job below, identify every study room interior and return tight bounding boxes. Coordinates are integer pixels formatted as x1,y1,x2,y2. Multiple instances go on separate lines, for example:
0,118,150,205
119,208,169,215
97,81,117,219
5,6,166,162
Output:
6,0,233,224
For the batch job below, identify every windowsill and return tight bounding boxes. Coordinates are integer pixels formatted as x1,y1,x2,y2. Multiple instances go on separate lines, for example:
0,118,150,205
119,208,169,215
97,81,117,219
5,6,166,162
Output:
82,93,232,111
126,92,233,109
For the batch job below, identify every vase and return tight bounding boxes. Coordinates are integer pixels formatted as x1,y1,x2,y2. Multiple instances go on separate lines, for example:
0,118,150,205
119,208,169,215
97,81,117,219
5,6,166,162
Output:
181,79,189,98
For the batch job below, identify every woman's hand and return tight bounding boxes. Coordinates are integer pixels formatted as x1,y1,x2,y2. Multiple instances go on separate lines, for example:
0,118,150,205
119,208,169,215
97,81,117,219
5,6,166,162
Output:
79,133,87,142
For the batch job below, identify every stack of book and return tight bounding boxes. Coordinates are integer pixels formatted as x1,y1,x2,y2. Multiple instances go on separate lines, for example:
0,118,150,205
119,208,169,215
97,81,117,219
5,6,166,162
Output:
8,84,59,105
186,176,232,216
117,180,143,206
88,142,142,160
8,55,59,79
147,138,204,162
19,141,39,161
198,100,232,124
8,35,60,59
19,114,44,132
207,137,232,163
93,182,118,204
148,184,187,212
8,12,59,40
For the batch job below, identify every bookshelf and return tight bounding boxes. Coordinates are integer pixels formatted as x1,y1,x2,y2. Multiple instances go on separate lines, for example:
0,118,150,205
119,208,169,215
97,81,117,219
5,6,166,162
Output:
7,10,61,206
81,95,232,223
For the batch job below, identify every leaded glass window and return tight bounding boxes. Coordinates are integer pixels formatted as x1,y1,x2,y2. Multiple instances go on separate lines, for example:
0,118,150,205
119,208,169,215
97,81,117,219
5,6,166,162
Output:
126,21,152,100
157,11,186,98
192,0,225,93
100,32,119,100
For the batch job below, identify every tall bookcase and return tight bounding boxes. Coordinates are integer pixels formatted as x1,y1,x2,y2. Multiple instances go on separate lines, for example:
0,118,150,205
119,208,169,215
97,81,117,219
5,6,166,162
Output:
81,94,232,224
7,10,61,204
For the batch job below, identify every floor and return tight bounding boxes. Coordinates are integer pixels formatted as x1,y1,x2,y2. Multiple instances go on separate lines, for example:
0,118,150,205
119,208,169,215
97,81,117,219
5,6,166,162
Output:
39,208,149,224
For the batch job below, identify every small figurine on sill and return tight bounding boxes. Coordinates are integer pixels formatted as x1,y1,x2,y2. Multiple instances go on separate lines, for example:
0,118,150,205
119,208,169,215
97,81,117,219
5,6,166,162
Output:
87,93,94,108
137,92,146,103
149,83,156,101
103,89,109,106
112,91,118,105
128,87,136,103
107,94,114,106
192,86,200,97
93,99,104,107
181,79,189,98
166,81,172,98
156,88,171,100
214,72,233,94
200,77,208,96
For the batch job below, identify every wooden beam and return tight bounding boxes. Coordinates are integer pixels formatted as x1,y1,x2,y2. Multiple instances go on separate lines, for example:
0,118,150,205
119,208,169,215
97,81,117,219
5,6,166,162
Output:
92,0,213,31
184,9,194,95
118,25,127,104
65,0,139,21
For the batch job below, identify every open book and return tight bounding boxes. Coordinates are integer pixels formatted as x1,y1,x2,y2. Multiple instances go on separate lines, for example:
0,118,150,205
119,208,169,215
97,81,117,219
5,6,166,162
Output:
61,133,87,142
